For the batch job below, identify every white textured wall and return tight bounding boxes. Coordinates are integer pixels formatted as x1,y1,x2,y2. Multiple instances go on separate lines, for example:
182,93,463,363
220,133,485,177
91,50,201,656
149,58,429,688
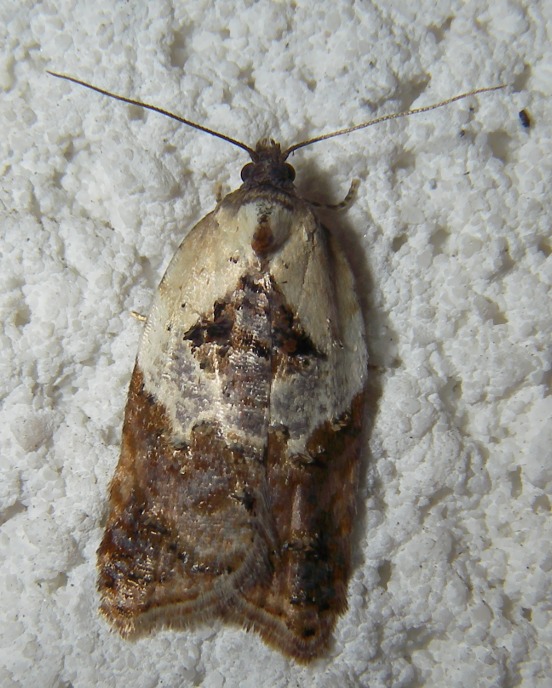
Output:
1,1,550,687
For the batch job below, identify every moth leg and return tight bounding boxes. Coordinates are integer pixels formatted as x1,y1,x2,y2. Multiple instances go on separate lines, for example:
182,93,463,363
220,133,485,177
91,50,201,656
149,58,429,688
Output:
305,179,359,211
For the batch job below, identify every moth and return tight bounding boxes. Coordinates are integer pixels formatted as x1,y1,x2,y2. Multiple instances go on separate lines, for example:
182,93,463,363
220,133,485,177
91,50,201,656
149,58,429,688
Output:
49,71,503,661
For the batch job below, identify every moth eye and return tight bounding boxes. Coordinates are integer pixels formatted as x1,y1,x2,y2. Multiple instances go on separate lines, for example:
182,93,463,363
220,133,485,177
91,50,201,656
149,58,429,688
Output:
284,164,296,181
241,163,255,181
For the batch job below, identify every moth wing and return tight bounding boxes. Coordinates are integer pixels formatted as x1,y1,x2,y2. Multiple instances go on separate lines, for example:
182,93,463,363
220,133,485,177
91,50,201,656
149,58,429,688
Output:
97,201,276,636
234,217,367,660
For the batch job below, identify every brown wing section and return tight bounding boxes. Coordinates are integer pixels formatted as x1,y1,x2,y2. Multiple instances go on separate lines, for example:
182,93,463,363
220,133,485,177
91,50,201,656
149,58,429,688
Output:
97,365,274,637
233,392,364,661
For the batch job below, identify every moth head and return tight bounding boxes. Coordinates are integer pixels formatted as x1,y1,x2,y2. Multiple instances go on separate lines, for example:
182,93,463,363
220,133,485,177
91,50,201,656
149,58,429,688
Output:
240,138,296,188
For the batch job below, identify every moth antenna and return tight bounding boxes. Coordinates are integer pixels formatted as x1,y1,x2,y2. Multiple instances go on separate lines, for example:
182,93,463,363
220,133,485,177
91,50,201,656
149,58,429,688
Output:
47,71,256,157
283,84,507,157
